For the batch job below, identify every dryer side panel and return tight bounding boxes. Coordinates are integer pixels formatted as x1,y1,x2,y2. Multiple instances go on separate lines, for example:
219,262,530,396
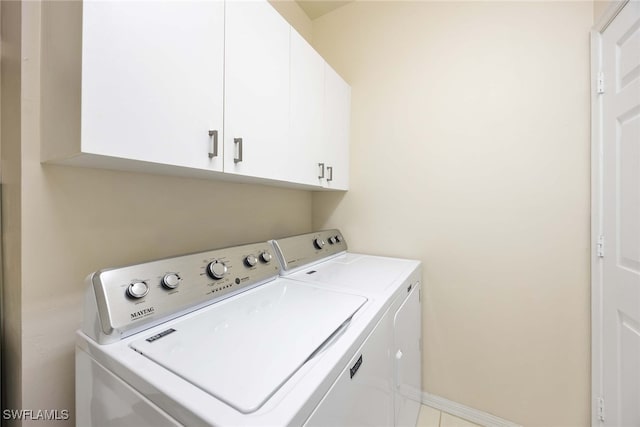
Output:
393,281,423,427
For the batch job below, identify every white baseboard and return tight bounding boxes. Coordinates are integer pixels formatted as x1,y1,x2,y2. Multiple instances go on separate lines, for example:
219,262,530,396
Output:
421,392,521,427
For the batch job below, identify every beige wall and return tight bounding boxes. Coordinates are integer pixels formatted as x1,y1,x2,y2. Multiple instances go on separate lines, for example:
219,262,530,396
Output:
593,0,612,23
2,0,24,415
7,2,312,425
311,2,592,426
3,0,595,425
593,0,610,22
269,0,313,42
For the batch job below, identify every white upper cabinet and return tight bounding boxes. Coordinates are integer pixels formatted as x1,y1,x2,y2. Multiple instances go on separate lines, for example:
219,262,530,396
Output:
290,30,326,187
81,0,225,171
322,65,351,190
42,0,350,190
224,0,291,181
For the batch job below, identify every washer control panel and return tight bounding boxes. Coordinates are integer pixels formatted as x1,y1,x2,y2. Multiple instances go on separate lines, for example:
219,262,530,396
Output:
89,242,279,341
271,229,347,272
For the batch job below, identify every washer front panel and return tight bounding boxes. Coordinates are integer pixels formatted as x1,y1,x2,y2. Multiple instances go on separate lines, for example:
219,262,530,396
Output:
129,280,367,414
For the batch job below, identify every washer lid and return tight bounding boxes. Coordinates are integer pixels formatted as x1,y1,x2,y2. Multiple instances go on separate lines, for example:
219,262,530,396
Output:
129,280,366,414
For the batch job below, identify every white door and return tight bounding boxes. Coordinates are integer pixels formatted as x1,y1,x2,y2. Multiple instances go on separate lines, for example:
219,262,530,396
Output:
224,0,291,181
81,0,224,171
322,65,351,190
601,2,640,426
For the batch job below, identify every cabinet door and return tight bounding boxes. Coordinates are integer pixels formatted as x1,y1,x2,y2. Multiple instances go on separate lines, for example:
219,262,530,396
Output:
322,65,351,190
290,30,325,187
81,0,224,171
224,0,291,180
393,283,422,427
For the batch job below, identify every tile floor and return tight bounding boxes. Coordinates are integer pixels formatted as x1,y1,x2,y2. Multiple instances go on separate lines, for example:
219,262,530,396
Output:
417,405,482,427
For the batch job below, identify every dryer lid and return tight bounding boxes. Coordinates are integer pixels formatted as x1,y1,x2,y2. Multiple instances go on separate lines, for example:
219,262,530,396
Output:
293,253,417,294
129,280,366,414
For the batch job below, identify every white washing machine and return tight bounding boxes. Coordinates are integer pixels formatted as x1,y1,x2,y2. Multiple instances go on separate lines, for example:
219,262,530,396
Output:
272,230,423,427
76,235,419,426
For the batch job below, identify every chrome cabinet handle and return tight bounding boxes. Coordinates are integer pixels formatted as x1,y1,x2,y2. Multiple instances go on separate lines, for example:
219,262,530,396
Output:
208,130,218,158
318,163,325,179
327,166,333,182
234,138,243,163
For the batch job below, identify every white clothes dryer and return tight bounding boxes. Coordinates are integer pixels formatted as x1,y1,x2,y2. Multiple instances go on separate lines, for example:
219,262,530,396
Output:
272,230,423,427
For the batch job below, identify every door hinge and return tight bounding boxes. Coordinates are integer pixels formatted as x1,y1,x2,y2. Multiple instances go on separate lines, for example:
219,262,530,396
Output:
597,397,605,421
597,235,605,258
597,72,605,94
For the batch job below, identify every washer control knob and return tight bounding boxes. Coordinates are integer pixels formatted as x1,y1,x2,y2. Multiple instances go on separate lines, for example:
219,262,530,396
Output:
260,251,273,263
162,273,181,289
127,281,149,299
335,235,342,243
245,254,258,267
328,236,336,244
207,260,227,280
314,238,326,250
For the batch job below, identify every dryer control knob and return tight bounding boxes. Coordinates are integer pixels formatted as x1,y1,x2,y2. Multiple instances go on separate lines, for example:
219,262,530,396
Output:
328,236,336,244
162,273,181,289
335,235,342,243
260,251,273,263
314,238,326,250
245,254,258,267
127,281,149,299
207,260,228,280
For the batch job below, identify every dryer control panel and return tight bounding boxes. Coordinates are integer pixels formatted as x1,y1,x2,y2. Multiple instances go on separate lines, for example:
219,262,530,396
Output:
271,229,347,273
84,242,280,344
